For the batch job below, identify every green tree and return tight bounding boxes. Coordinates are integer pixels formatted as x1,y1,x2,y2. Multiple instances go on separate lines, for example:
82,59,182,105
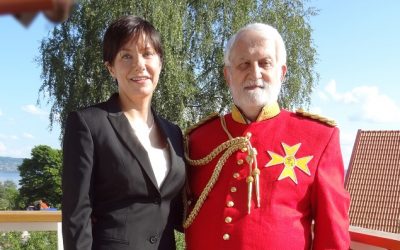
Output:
0,231,57,250
38,0,318,132
18,145,62,209
0,180,19,210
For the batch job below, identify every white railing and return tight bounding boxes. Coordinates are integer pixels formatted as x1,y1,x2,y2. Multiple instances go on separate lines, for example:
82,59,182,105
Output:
1,211,400,250
0,211,63,250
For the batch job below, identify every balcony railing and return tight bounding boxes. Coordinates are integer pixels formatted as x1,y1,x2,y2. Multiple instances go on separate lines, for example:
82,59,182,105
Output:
349,226,400,250
1,211,400,250
0,211,63,250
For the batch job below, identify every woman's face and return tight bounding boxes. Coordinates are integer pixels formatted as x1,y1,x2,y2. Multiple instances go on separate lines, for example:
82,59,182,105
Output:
106,34,162,102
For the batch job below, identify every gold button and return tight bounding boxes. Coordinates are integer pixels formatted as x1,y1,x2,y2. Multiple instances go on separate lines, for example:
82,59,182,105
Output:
230,187,237,193
223,233,230,240
241,147,248,152
233,173,240,179
237,159,244,165
225,217,232,223
227,201,234,207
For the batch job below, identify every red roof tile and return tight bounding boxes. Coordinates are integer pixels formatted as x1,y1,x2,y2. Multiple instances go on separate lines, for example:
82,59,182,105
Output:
345,130,400,234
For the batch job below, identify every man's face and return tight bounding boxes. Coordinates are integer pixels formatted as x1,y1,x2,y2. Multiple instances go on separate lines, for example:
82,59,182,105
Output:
224,30,287,111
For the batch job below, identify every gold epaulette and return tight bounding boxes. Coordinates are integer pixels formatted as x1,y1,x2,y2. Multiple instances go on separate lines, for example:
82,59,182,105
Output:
184,112,220,136
296,108,337,127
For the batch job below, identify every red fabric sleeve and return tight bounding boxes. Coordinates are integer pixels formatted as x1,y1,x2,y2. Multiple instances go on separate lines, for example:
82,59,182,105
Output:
312,128,350,249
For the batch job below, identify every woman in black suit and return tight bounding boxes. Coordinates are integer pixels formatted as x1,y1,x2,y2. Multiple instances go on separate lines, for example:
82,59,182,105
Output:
62,15,186,250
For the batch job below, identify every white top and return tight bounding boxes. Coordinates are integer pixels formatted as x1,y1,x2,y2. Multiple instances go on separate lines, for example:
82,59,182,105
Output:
132,119,170,188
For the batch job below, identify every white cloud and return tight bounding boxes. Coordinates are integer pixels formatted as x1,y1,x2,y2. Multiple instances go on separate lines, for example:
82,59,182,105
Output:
322,81,400,123
21,104,47,116
22,133,34,139
0,142,32,158
0,109,3,116
0,142,5,154
0,134,18,140
2,148,31,158
339,129,359,170
309,106,323,115
324,80,357,104
317,91,328,101
340,130,356,146
324,80,336,99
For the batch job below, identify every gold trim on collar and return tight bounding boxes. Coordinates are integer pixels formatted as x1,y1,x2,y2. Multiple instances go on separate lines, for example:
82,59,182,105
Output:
231,102,280,124
231,105,247,124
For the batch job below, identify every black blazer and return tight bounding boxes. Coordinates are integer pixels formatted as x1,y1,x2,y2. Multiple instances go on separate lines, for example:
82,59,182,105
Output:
62,94,186,250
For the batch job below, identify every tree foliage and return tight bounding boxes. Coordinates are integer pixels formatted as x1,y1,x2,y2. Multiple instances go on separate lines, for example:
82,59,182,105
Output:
18,145,62,209
38,0,318,132
0,231,57,250
0,180,18,210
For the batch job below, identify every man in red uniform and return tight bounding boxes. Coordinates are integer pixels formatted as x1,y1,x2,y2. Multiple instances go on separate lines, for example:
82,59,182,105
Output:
184,23,350,249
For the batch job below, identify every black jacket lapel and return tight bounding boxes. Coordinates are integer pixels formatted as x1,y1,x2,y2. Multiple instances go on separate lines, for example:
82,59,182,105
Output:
106,95,159,190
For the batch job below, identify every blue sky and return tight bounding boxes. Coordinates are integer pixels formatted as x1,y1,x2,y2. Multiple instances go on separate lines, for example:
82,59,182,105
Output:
1,1,400,170
0,14,61,158
309,0,400,168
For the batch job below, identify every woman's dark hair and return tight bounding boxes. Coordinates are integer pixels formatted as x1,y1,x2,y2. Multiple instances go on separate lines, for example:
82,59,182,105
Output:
103,15,163,64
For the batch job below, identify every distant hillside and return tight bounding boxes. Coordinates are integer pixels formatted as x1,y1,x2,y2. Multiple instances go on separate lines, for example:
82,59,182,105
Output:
0,156,24,172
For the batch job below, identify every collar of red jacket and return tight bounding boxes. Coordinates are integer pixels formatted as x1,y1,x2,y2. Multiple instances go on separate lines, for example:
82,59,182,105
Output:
231,102,280,124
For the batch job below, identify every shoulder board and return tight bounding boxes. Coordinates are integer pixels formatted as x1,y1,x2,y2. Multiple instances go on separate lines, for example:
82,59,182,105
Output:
185,112,220,136
296,108,337,127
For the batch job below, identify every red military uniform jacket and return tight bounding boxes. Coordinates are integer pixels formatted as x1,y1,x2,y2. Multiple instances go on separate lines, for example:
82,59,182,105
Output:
184,103,350,250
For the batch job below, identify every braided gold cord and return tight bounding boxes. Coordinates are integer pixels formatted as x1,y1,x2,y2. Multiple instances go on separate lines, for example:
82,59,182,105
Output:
183,138,248,229
185,137,249,166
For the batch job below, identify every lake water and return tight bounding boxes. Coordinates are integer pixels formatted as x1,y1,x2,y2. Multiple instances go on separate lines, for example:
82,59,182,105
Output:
0,171,20,186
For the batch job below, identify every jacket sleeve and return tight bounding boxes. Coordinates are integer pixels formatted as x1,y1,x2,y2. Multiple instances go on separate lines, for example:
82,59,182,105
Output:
62,111,94,250
311,128,350,249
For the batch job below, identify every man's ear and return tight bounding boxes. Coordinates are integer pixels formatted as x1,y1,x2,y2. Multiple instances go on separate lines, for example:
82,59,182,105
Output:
105,62,116,78
280,64,287,82
223,66,231,87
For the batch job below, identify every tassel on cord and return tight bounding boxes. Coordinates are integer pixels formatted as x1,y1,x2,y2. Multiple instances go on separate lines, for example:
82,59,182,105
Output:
250,147,260,207
244,133,261,213
253,167,260,207
246,176,254,214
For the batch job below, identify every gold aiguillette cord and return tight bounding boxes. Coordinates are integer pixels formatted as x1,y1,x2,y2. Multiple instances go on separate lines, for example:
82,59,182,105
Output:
245,142,260,213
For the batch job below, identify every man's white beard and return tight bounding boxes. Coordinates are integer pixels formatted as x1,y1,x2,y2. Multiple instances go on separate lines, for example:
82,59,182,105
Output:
230,79,281,110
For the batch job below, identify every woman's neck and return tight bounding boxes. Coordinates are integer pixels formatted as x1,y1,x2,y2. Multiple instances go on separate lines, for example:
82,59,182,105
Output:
118,94,153,127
